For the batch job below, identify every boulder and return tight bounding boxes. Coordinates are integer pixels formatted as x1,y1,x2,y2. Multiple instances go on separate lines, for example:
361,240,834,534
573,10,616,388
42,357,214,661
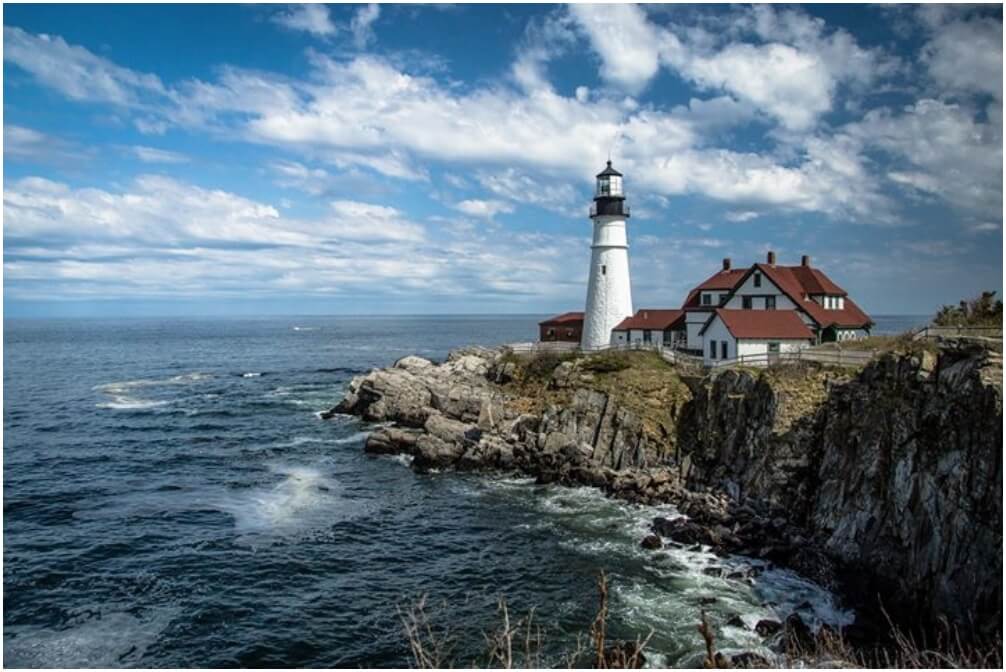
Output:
640,534,663,550
755,619,782,637
364,427,421,455
413,434,465,471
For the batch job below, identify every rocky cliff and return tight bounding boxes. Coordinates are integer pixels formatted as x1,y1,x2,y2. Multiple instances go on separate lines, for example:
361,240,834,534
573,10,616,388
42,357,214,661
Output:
325,342,1002,637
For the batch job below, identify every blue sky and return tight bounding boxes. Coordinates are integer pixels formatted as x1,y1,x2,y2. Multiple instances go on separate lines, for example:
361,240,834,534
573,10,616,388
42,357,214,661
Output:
3,3,1002,318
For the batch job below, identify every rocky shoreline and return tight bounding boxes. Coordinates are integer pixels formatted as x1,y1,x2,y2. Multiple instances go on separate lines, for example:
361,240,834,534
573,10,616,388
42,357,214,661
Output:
324,341,1002,657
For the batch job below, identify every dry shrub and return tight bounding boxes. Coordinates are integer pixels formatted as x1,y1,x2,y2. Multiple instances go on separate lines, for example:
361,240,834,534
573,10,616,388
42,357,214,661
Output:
399,571,651,669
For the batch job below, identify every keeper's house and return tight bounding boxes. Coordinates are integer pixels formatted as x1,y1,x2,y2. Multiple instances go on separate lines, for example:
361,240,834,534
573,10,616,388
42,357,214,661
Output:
684,252,873,364
538,311,584,342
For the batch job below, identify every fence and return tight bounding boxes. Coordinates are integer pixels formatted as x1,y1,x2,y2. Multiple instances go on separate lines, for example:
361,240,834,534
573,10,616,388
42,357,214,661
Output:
506,341,708,368
506,340,877,369
706,347,876,369
912,325,1003,341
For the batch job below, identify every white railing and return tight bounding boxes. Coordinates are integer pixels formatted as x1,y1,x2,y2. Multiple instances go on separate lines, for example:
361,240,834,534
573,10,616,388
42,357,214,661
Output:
505,340,705,366
506,341,881,370
706,347,876,369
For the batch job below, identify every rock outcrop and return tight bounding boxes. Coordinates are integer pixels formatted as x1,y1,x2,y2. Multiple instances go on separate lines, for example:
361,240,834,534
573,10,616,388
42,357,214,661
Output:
678,344,1003,634
325,341,1003,637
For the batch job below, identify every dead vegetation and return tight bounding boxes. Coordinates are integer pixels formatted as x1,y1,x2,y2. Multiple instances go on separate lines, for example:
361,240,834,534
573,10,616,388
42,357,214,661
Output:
401,577,1001,669
400,571,651,669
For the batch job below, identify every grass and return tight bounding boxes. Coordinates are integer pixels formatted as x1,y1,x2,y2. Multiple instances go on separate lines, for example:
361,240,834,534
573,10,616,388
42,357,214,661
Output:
499,350,692,448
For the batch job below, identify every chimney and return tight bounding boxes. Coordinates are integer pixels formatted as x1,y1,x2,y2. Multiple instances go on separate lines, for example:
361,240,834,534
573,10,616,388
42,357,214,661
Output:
767,250,776,265
801,255,810,267
722,257,732,271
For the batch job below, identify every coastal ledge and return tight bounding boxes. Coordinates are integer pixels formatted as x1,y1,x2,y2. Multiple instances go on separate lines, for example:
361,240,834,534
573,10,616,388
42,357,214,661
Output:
323,340,1003,647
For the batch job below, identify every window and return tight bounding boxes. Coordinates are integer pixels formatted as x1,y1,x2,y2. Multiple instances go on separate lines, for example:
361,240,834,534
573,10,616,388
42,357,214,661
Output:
719,293,729,305
709,340,717,359
721,341,728,359
547,328,555,337
742,296,753,309
838,297,845,310
701,293,711,306
566,329,574,337
766,296,776,310
754,273,762,288
601,265,607,275
643,330,652,343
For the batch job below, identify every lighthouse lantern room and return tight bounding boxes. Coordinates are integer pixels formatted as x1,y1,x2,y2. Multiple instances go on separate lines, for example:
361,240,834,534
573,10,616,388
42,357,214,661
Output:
581,161,634,349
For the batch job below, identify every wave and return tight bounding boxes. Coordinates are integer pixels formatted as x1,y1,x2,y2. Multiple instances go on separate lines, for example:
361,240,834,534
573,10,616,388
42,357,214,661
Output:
93,372,214,411
241,372,263,378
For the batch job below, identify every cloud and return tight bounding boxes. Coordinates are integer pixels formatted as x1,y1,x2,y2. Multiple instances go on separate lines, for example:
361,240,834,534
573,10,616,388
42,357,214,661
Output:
3,18,993,228
3,26,166,106
350,4,381,49
725,210,759,222
848,99,1002,221
568,4,661,94
327,200,425,241
3,125,92,164
476,169,582,217
920,13,1003,101
3,174,589,305
453,199,514,219
570,4,899,131
272,4,337,37
131,145,189,164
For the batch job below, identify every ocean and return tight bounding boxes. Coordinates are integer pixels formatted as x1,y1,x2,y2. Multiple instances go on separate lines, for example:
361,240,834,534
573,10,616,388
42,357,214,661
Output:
3,315,925,667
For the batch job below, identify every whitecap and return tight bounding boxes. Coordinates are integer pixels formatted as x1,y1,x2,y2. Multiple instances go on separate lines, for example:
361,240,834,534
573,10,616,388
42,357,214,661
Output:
4,607,179,668
241,372,262,378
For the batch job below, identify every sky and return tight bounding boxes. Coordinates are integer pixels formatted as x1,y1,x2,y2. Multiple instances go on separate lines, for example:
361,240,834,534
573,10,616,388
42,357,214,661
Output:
3,3,1003,318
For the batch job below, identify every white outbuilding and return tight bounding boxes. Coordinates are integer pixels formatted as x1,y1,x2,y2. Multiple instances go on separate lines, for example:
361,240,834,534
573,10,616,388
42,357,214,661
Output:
699,308,815,366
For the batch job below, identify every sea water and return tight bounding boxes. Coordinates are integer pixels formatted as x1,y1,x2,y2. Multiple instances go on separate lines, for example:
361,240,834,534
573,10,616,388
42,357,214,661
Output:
3,315,920,667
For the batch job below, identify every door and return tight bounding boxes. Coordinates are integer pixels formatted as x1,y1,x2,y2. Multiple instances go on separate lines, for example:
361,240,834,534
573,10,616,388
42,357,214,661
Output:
768,341,780,364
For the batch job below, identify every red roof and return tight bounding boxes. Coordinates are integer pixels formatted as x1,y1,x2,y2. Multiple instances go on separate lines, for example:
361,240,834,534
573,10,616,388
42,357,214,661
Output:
701,309,815,340
539,311,584,326
681,269,747,308
613,309,684,331
754,264,872,329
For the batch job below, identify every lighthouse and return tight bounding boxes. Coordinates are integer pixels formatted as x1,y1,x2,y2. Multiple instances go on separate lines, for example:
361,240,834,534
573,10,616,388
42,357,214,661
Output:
581,161,633,349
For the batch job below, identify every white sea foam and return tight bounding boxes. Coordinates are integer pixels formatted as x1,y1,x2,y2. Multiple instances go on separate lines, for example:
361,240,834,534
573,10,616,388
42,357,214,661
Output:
468,476,852,663
93,372,213,411
4,607,179,668
242,372,262,378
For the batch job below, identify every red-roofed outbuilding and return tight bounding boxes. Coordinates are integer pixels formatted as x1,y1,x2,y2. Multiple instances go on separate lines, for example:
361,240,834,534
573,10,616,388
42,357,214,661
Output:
539,312,584,342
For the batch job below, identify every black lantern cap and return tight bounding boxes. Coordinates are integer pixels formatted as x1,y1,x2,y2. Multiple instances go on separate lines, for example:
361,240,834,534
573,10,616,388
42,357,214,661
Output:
596,160,622,178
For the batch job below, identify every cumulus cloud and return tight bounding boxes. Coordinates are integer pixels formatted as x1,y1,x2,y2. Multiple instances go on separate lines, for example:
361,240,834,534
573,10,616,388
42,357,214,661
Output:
568,4,661,94
272,4,337,37
848,99,1003,220
920,12,1003,101
3,13,999,230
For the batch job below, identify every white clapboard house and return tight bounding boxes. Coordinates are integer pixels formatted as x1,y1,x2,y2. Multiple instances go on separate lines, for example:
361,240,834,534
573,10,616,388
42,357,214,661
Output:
681,252,873,364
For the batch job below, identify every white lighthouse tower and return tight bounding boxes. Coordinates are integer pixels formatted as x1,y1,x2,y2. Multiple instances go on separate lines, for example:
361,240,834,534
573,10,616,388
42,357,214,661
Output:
581,161,633,349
